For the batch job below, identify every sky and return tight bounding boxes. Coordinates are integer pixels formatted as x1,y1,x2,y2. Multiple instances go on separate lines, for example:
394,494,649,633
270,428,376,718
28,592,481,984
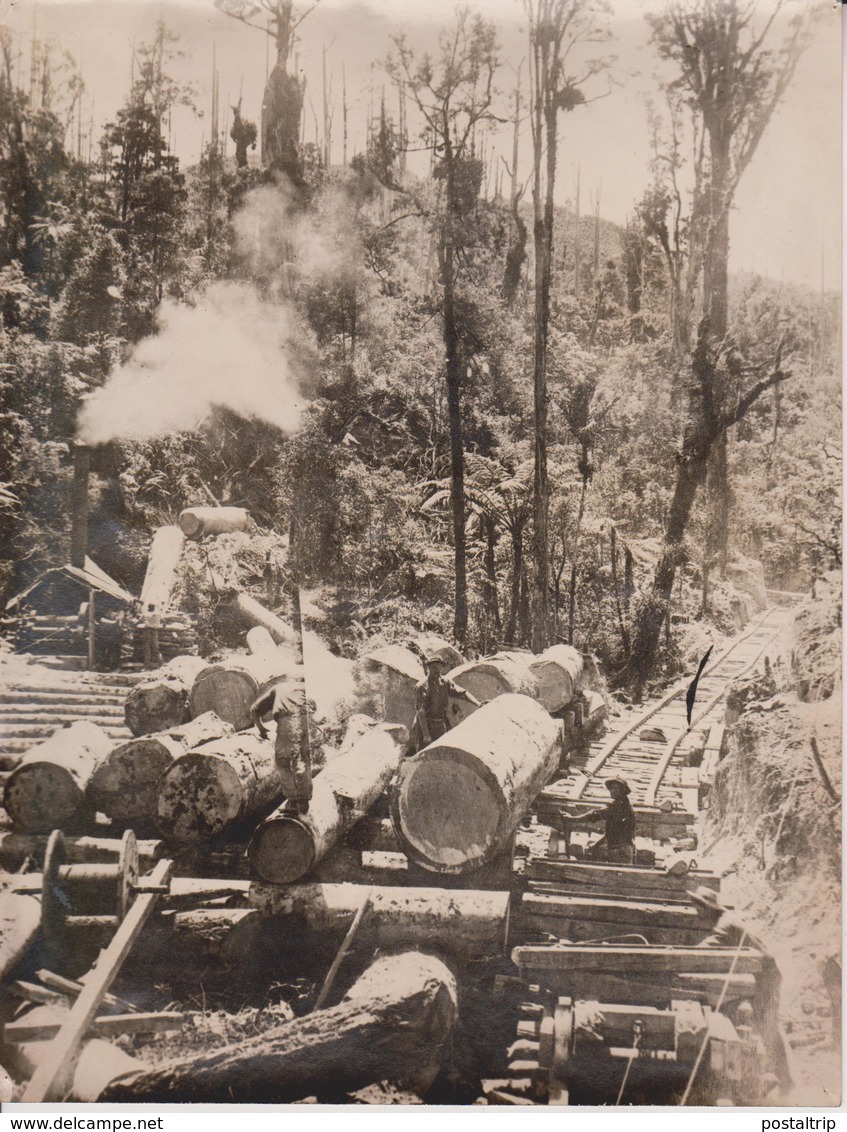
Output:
1,0,841,291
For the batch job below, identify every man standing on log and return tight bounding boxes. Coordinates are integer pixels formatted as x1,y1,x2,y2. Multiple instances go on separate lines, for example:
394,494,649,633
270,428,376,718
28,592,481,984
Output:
691,886,793,1094
251,681,311,812
407,656,481,756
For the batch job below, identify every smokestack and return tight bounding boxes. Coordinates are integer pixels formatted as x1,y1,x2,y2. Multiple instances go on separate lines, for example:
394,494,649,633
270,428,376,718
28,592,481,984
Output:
70,444,91,569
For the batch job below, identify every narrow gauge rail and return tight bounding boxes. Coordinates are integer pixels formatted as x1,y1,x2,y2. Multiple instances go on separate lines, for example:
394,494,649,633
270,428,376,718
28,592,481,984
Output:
546,605,794,815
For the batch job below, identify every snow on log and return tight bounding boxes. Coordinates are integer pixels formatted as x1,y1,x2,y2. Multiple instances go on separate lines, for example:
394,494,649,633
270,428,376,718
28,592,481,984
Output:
0,894,41,982
178,506,250,539
352,644,424,731
98,952,458,1103
87,712,234,823
445,653,539,724
390,693,561,873
529,644,584,712
248,883,509,960
138,526,185,618
188,653,302,730
3,722,113,833
156,732,283,842
232,593,299,647
124,656,209,737
247,723,405,884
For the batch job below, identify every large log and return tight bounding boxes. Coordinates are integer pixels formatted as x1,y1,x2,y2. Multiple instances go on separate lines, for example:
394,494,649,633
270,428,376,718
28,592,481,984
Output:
446,654,539,724
124,655,209,737
87,712,235,823
249,883,509,960
232,592,299,646
156,732,283,842
3,722,113,833
99,952,458,1103
138,525,185,617
178,506,250,539
0,894,41,983
391,694,561,873
189,653,302,730
529,644,583,713
248,724,406,884
352,644,424,731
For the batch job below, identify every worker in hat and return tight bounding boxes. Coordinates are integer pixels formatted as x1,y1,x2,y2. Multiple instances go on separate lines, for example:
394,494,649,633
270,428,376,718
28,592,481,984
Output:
407,654,482,756
251,680,312,812
575,777,637,863
691,886,792,1093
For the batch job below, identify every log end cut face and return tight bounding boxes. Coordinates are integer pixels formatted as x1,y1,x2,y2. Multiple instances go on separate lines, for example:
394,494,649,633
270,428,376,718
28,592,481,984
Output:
4,763,81,833
88,741,173,822
125,684,187,738
157,754,244,841
396,751,502,870
248,816,315,885
189,670,258,730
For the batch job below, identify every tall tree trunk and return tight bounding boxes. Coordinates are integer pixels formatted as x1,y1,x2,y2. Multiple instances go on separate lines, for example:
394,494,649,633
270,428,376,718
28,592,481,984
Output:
483,516,500,634
705,138,731,573
441,239,468,645
567,443,591,645
506,526,523,643
261,3,303,185
529,92,557,653
610,526,631,656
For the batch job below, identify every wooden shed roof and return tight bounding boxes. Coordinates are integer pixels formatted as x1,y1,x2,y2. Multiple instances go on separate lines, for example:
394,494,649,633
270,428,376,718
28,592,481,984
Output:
5,557,135,611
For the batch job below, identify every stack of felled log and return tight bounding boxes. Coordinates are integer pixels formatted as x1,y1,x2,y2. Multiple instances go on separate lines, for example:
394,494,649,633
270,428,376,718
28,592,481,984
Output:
351,638,597,734
1,599,305,844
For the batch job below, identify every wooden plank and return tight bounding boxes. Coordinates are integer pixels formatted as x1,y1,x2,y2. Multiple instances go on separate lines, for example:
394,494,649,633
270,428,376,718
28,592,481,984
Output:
512,944,762,977
519,893,703,930
8,981,67,1007
528,972,756,1010
520,917,706,947
526,879,702,905
4,1011,183,1043
525,859,720,893
22,857,172,1103
35,970,140,1015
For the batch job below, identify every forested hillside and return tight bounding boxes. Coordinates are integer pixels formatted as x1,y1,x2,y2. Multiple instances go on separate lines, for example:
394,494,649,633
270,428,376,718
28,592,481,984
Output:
0,2,840,694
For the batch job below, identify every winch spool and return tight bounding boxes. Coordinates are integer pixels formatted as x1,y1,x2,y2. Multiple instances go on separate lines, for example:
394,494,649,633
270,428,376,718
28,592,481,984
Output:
40,829,169,952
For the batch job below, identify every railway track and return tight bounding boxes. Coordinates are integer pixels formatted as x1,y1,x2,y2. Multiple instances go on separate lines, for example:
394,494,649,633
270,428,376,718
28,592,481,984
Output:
543,605,794,817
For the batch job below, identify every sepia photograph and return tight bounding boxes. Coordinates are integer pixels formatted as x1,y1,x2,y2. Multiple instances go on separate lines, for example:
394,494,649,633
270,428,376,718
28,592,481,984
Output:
0,0,840,1109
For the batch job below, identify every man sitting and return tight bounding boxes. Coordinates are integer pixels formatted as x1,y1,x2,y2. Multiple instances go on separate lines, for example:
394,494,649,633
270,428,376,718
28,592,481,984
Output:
565,777,636,864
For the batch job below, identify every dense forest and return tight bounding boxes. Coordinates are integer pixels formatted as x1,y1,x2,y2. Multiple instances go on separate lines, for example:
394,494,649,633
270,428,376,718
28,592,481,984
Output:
0,0,840,695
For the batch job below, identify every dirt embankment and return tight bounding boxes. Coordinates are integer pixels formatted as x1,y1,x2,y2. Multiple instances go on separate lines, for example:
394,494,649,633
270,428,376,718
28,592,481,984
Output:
702,581,841,1107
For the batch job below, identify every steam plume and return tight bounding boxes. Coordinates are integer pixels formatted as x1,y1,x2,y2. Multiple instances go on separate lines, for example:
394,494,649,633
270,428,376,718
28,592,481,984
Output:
77,281,305,445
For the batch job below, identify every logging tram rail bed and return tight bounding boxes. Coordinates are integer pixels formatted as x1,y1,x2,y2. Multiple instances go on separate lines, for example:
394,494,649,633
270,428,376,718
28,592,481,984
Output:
542,605,793,818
